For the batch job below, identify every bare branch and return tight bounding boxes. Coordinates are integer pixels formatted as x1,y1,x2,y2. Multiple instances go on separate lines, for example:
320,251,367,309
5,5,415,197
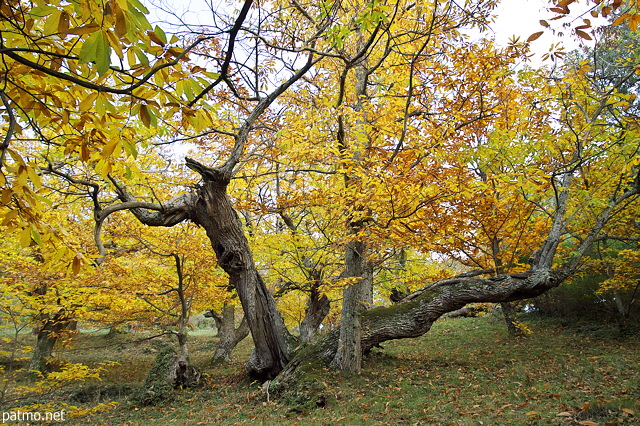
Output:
189,0,255,106
219,52,321,177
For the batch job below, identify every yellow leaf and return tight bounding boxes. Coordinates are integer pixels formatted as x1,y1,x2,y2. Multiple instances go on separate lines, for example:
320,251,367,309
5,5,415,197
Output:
66,23,101,35
27,166,42,189
612,13,630,27
102,140,120,158
7,148,25,166
80,143,90,162
1,189,12,206
115,8,127,37
630,14,640,32
58,10,70,34
20,227,32,248
147,30,165,47
79,92,98,111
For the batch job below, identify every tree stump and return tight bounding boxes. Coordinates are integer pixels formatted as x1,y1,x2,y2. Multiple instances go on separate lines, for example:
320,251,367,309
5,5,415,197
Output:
132,345,201,406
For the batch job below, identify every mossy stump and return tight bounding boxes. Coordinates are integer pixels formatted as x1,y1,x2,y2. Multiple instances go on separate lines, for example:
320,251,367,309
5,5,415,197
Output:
132,345,201,406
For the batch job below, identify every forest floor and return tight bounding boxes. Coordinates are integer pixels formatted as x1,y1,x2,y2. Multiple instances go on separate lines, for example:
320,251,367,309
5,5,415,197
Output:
4,313,640,425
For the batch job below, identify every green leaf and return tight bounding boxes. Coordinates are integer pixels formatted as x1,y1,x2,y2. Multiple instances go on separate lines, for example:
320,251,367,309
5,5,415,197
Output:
79,31,112,76
122,140,138,159
31,226,42,246
127,0,150,15
94,32,112,76
134,47,149,66
153,25,167,45
43,9,62,35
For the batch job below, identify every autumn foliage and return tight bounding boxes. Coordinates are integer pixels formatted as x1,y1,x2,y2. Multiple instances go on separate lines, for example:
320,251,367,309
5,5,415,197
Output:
0,0,639,416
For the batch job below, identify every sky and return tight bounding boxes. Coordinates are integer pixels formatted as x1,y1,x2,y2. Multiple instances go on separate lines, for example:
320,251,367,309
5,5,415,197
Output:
147,0,606,64
491,0,606,61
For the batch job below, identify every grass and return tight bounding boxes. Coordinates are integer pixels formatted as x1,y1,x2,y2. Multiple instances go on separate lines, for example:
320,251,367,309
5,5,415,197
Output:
4,314,639,425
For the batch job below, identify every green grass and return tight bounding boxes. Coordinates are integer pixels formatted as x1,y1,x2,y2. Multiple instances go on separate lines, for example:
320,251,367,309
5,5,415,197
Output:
6,315,640,425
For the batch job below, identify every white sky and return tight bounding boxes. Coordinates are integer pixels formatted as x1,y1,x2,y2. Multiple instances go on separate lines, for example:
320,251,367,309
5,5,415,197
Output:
147,0,606,61
491,0,606,62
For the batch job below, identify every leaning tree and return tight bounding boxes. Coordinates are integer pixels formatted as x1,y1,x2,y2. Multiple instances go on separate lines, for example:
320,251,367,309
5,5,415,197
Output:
1,0,638,384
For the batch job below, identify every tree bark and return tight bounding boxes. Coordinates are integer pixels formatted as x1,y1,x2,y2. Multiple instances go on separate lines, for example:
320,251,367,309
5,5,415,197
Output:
299,285,330,342
499,302,519,337
332,240,366,372
361,261,374,308
204,309,224,337
276,267,571,390
213,305,250,363
29,310,70,373
186,168,293,380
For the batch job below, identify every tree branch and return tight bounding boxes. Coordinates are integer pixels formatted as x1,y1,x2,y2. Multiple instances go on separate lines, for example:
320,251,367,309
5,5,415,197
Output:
0,90,16,173
3,36,211,96
189,0,255,106
219,52,321,177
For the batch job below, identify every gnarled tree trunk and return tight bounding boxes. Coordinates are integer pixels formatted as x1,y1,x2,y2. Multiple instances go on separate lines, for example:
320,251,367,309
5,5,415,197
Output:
187,169,293,380
213,305,250,363
274,268,572,399
113,162,294,381
205,309,224,337
299,285,330,342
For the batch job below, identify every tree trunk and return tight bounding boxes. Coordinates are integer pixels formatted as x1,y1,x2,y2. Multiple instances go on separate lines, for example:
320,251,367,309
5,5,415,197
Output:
213,305,250,363
133,345,201,406
361,262,374,308
115,160,295,381
204,309,224,337
299,286,330,342
29,310,70,373
499,301,519,337
274,268,571,399
189,173,293,380
332,240,366,372
331,57,372,373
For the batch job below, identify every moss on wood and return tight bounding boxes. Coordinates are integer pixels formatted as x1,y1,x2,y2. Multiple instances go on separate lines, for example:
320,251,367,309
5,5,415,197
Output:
131,345,201,406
